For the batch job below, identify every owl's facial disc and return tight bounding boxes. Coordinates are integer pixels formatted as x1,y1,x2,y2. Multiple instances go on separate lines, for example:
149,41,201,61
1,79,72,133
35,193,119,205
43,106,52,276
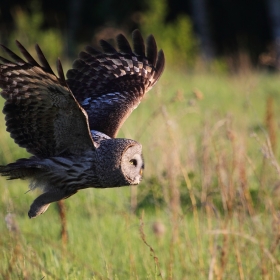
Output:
121,144,144,185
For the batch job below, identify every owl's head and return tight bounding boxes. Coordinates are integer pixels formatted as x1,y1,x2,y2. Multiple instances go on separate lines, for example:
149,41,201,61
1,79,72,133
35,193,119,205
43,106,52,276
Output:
95,138,144,187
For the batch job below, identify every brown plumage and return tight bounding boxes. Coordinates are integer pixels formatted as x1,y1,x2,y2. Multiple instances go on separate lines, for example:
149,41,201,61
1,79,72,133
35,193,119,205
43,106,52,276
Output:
0,30,165,218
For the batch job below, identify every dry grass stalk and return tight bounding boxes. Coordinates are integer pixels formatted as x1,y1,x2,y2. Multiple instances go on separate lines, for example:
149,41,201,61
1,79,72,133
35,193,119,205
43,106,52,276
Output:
209,230,280,273
207,229,221,280
226,130,236,215
4,214,26,280
265,96,277,154
139,212,163,279
233,237,245,280
213,138,228,213
211,118,244,278
270,212,280,254
218,227,230,279
238,145,255,216
212,118,231,214
122,212,139,279
259,241,269,280
201,121,221,279
4,241,24,279
161,105,205,276
3,214,59,279
57,200,68,246
201,121,212,206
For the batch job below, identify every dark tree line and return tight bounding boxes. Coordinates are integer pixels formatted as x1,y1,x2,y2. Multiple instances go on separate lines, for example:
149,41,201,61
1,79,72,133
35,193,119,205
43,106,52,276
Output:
0,0,279,67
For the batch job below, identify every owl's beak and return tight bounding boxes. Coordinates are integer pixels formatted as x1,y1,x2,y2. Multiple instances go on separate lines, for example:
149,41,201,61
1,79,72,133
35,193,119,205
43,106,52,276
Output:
133,174,142,185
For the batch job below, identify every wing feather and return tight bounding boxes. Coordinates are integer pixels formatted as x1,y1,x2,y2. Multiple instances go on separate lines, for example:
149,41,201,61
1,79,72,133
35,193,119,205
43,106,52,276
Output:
99,40,117,54
56,58,66,83
132,30,145,57
35,44,55,75
117,34,132,53
154,50,165,82
0,44,26,64
84,46,102,56
0,43,95,157
66,30,165,138
15,41,40,67
146,35,157,67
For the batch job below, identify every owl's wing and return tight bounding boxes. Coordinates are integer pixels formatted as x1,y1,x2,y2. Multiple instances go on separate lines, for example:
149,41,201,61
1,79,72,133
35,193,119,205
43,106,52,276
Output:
66,30,165,138
0,42,95,157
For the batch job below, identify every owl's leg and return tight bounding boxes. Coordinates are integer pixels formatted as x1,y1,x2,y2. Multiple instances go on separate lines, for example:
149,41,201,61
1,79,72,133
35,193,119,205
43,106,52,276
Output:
28,190,77,218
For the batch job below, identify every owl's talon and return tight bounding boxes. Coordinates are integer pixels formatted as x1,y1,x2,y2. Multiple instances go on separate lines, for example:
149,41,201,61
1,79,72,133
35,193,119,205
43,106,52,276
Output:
28,190,71,218
28,203,51,218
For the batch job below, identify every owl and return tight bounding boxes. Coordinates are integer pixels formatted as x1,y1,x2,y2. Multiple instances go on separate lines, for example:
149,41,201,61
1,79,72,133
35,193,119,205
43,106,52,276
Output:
0,30,165,218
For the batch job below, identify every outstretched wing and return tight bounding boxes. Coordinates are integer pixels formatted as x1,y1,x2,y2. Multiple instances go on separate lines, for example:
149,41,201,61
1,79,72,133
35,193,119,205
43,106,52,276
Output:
0,42,95,157
66,30,165,138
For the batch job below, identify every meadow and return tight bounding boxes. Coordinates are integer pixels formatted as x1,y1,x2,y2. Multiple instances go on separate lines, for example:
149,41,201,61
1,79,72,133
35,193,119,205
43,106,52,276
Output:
2,67,280,279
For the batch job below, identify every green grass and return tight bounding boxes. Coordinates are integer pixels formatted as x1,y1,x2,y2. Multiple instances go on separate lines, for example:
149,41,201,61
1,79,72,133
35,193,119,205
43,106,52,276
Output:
2,69,280,279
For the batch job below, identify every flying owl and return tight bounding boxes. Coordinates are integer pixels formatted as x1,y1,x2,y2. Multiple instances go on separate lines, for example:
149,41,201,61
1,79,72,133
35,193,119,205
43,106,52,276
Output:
0,30,165,218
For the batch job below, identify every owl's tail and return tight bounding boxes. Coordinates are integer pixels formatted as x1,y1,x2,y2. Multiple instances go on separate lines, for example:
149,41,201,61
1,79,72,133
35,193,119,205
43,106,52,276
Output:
0,158,45,180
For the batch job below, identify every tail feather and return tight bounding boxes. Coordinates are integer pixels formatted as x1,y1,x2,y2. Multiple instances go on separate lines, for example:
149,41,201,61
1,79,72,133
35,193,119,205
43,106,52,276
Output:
0,158,44,180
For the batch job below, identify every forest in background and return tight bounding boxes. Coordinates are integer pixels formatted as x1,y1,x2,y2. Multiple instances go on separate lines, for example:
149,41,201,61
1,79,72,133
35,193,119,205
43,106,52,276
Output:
0,0,279,70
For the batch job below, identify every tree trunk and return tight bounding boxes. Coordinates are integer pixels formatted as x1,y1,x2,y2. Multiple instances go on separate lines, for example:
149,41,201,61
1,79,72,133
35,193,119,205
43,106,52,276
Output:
190,0,214,62
66,0,84,58
267,0,280,70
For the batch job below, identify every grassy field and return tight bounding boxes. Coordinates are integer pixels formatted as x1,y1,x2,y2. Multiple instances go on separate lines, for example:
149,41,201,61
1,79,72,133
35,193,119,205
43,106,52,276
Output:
2,68,280,279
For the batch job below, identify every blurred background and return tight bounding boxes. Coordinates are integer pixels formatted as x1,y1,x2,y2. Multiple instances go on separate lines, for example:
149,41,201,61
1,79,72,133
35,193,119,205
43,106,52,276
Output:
2,0,280,279
0,0,279,71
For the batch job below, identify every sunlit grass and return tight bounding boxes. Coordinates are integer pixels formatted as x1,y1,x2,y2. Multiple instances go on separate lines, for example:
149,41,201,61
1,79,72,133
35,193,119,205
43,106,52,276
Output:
2,69,280,278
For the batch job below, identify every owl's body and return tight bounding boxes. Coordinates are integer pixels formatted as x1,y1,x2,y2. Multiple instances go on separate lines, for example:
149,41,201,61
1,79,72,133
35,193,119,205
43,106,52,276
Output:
0,30,164,218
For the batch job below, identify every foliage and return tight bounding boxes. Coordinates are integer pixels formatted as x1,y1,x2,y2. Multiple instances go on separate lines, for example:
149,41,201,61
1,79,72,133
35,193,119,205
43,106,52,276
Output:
140,0,198,68
7,0,63,62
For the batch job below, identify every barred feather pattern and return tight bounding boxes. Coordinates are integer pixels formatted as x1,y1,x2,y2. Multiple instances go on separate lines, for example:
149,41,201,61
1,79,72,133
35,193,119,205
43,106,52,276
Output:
0,42,94,157
67,30,165,137
0,30,163,218
0,154,99,190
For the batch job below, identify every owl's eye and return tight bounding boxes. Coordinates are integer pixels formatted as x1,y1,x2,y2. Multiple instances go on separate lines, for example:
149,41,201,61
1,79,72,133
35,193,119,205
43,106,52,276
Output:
129,159,137,166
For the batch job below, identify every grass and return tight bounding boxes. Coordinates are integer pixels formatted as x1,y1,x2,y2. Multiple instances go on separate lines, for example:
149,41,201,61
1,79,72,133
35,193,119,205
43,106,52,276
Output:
2,68,280,279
